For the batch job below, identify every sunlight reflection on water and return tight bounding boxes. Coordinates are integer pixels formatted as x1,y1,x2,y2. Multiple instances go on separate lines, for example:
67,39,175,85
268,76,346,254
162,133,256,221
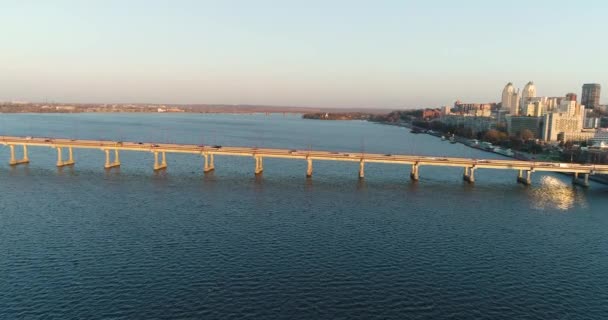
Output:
531,176,587,211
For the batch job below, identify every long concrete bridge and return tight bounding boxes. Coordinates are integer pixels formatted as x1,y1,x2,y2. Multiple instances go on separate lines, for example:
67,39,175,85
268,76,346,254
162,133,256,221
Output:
1,135,606,187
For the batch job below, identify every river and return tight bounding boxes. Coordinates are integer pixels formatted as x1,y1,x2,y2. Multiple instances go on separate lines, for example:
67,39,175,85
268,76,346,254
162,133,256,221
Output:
1,113,607,319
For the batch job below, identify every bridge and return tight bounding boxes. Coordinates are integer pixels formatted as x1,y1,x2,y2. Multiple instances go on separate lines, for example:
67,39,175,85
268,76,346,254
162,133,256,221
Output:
1,135,606,187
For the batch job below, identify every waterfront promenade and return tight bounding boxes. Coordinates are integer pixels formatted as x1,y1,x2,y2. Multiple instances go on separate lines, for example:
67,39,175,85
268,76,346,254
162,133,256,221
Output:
2,135,606,187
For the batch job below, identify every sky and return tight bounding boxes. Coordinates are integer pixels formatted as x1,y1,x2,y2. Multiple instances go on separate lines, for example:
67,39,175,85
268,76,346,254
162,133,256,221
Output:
1,0,607,108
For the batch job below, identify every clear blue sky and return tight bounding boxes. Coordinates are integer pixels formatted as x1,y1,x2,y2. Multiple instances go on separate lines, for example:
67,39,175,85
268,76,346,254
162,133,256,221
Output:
1,0,607,108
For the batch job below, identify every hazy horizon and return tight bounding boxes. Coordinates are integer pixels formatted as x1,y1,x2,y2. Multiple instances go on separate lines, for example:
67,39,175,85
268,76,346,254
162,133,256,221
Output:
2,1,607,108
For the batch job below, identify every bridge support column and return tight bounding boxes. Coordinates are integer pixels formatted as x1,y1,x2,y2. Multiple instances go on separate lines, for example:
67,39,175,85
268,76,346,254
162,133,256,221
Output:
254,156,263,175
463,167,475,183
410,163,419,181
203,153,215,173
572,172,590,188
359,160,365,179
9,144,29,166
56,147,75,167
104,149,121,169
153,151,167,171
517,169,531,185
306,158,313,178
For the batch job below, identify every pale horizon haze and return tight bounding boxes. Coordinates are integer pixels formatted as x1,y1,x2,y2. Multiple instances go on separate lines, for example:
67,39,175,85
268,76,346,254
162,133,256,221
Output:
1,0,607,108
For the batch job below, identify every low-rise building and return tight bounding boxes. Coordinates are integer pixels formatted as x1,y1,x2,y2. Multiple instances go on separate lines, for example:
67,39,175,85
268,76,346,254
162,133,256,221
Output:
440,115,495,134
422,108,441,120
55,105,76,111
506,116,544,138
451,101,494,117
583,109,600,129
589,129,608,147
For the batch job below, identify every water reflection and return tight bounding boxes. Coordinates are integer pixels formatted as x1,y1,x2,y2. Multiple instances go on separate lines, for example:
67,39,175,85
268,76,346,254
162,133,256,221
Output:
530,176,586,211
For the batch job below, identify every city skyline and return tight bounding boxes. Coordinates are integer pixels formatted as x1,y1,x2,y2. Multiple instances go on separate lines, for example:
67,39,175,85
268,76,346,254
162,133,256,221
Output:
2,0,608,108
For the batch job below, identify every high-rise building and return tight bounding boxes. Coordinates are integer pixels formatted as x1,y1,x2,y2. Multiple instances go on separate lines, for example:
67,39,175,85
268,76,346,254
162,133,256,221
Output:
520,81,537,109
581,83,601,109
501,82,520,115
541,100,596,142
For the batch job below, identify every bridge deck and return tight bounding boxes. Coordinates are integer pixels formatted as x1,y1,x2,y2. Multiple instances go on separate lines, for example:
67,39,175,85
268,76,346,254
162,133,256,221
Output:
2,135,607,175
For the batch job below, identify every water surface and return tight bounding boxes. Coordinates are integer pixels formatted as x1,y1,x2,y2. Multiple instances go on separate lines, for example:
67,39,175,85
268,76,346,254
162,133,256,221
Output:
1,114,607,319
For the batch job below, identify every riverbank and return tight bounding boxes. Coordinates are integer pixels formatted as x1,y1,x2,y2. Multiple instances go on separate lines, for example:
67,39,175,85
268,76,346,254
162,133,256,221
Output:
410,123,608,185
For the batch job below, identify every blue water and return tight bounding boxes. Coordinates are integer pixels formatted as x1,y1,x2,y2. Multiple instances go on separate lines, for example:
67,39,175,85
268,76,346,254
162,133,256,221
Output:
1,113,607,319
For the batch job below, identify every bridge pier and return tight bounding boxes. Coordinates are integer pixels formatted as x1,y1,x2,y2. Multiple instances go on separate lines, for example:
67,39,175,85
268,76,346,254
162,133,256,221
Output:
463,167,475,183
9,144,29,166
104,149,121,169
410,163,419,181
572,172,590,188
203,153,215,172
306,158,313,178
254,156,263,175
517,169,532,185
56,147,75,167
153,151,167,171
359,160,365,179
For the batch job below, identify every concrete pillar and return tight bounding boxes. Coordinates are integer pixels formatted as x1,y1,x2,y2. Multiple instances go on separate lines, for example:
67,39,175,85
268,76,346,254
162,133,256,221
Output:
56,147,75,167
9,145,16,164
572,172,590,188
56,147,63,166
153,151,167,171
306,158,313,178
105,149,111,167
203,153,214,172
410,163,419,181
359,160,365,179
517,170,531,185
254,156,263,175
8,144,30,165
104,149,120,169
463,167,475,183
210,154,214,168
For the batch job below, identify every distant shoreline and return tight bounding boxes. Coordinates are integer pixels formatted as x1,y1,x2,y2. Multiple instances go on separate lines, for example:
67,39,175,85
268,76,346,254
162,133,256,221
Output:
0,103,394,115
